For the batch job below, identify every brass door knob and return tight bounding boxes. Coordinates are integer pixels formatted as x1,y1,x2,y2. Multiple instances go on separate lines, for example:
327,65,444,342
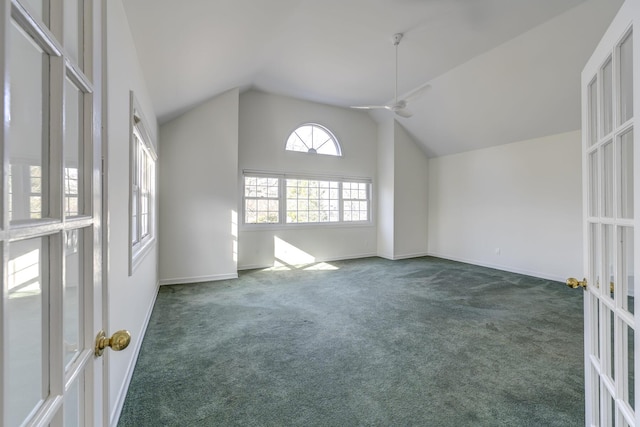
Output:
95,330,131,357
566,277,587,289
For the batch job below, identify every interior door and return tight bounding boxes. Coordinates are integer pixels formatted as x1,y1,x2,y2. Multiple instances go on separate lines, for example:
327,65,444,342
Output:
0,0,106,425
579,1,640,425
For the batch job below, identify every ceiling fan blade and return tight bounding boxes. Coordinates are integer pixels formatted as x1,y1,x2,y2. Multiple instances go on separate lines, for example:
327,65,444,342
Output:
403,83,431,103
395,108,413,118
350,105,388,110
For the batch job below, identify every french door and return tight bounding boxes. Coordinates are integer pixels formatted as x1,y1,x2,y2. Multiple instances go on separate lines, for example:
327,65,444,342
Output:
0,0,105,425
580,1,640,425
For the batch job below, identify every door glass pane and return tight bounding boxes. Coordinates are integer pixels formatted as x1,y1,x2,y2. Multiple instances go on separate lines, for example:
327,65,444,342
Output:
611,309,616,381
623,322,635,410
602,306,615,381
9,21,49,222
603,383,615,426
64,229,83,368
602,57,613,136
22,0,44,22
603,142,614,218
620,31,633,124
620,226,634,316
594,366,602,423
590,151,599,216
64,0,81,65
590,78,599,146
7,237,49,427
64,373,84,427
604,225,614,301
620,129,634,219
591,223,602,293
64,76,84,217
591,293,601,358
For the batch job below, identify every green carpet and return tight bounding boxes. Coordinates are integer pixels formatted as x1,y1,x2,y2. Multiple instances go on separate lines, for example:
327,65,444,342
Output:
118,256,584,426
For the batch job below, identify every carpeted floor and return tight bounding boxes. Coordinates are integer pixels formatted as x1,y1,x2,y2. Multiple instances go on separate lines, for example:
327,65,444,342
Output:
118,256,584,426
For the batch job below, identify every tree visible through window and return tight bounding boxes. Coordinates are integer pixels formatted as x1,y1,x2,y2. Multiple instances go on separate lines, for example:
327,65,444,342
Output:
285,124,342,156
243,173,370,225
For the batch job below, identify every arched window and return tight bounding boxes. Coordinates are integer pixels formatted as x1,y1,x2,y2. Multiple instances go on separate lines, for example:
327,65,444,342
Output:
285,123,342,156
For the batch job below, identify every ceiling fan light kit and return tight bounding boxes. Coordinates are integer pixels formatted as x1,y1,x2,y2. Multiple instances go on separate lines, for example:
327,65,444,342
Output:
351,32,430,118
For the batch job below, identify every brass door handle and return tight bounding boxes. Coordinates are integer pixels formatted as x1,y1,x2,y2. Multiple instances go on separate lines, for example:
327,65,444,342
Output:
95,330,131,357
566,277,587,289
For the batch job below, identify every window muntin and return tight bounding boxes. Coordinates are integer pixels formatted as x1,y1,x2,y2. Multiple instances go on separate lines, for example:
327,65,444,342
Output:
131,128,154,247
243,173,371,225
286,179,339,223
343,182,369,221
244,176,279,224
64,167,79,216
129,92,157,274
285,124,342,156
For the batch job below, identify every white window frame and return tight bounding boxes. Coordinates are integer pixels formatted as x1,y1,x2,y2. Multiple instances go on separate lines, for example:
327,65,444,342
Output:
285,123,343,156
242,171,372,227
129,92,157,274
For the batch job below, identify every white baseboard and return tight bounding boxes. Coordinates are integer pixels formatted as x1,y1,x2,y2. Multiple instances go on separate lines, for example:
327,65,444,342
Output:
237,252,377,271
427,252,564,283
159,273,238,286
390,252,430,260
110,281,160,427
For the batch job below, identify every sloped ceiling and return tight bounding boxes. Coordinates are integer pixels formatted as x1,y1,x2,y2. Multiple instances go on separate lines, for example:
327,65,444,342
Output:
123,0,623,157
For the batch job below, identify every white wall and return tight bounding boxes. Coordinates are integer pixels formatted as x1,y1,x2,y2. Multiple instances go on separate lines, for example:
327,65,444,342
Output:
376,118,395,259
427,130,582,282
238,90,378,269
106,2,159,424
393,123,429,258
159,89,240,284
376,119,429,260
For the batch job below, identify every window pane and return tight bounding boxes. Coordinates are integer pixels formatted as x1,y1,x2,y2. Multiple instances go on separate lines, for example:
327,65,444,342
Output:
624,323,635,410
244,176,279,224
603,142,614,218
589,78,598,146
285,179,338,223
64,373,84,427
602,58,613,136
590,223,601,297
343,182,369,222
621,226,635,316
620,31,633,124
7,237,48,427
9,21,49,222
285,124,340,156
604,224,614,301
24,0,44,21
64,0,81,65
64,229,84,369
589,151,599,216
620,129,634,219
64,77,84,217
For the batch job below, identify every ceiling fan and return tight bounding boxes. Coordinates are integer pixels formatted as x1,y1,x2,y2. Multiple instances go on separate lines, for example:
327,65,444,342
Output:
351,33,430,118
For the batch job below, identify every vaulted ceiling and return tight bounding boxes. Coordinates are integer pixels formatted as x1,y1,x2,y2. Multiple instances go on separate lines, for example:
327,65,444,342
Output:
123,0,623,157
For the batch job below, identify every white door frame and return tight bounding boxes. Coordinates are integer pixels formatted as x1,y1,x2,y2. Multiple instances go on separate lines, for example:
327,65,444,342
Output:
581,1,640,425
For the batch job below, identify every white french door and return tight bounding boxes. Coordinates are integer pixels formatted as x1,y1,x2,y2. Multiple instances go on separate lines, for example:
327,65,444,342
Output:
0,0,106,426
580,1,640,425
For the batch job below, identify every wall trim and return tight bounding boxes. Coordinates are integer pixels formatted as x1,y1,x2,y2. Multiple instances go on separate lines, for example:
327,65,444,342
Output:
110,281,160,427
391,252,430,260
427,252,564,283
237,252,377,271
159,273,239,286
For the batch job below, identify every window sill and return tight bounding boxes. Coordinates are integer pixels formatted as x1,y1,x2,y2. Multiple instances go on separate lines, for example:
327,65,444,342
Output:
241,222,374,232
129,236,156,276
